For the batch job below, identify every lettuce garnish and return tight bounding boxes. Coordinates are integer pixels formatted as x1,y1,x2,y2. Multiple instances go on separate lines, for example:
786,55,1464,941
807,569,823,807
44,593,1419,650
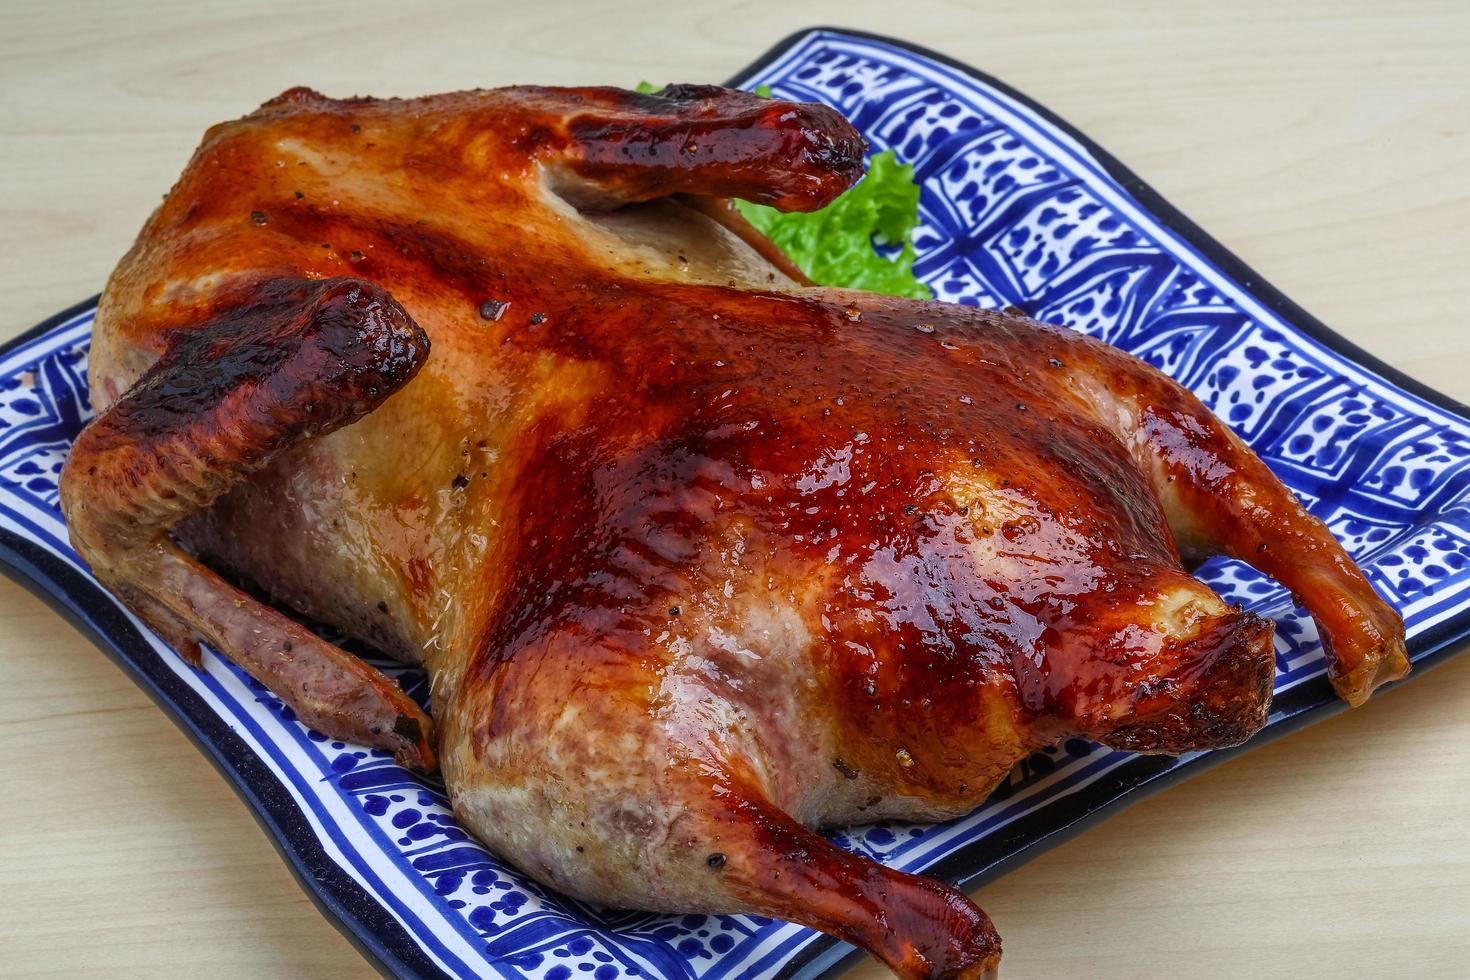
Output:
733,150,929,299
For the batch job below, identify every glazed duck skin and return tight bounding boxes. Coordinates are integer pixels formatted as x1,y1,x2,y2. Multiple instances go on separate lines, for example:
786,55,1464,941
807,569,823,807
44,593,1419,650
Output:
60,84,1408,978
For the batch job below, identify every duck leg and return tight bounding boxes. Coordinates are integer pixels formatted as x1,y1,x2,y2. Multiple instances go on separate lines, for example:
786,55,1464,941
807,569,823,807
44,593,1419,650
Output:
1078,343,1409,705
59,276,437,769
702,789,1001,979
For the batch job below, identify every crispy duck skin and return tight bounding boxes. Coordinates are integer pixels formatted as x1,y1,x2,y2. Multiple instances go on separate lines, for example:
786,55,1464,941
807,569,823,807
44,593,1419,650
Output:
60,83,1408,978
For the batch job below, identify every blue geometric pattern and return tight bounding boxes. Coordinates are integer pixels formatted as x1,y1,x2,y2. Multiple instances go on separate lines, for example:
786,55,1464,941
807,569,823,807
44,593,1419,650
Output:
2,29,1469,980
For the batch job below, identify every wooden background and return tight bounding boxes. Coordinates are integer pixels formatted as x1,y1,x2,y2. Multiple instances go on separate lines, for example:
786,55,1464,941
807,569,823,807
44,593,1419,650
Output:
1,1,1467,977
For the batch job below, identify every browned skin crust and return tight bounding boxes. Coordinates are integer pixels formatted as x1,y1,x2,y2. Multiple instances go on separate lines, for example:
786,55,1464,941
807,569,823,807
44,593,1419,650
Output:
60,83,1407,979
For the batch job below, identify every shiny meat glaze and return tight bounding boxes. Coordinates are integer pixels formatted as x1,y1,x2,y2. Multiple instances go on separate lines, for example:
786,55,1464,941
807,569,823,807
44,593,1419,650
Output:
59,84,1408,979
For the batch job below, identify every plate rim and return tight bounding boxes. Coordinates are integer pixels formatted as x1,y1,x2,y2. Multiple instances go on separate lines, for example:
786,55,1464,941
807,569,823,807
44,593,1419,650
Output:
2,26,1468,980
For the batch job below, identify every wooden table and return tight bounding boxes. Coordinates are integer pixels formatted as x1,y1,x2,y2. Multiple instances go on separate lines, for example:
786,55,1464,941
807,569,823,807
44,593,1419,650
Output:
2,1,1467,977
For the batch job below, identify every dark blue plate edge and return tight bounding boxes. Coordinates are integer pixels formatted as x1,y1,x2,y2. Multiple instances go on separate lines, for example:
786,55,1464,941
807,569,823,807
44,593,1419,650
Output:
0,27,1465,980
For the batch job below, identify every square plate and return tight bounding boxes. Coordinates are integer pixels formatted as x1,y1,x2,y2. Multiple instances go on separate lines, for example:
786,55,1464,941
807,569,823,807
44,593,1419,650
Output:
4,27,1469,980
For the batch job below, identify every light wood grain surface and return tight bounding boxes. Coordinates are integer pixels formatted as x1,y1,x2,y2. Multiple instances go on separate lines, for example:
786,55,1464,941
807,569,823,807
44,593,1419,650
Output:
2,1,1467,977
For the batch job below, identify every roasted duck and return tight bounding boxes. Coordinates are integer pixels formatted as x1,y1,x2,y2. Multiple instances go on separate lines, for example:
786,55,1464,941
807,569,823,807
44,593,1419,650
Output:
60,84,1408,978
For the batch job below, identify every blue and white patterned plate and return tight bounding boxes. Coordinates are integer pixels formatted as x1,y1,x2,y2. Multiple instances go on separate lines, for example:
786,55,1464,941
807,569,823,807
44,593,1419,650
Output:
4,27,1469,980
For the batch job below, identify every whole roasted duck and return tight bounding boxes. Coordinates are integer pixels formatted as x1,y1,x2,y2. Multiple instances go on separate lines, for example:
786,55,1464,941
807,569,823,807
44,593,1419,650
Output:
60,84,1408,978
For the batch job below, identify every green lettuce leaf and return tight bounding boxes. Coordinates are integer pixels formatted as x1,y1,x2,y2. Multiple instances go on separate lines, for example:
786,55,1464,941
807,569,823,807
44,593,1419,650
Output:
633,82,930,298
734,149,930,299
